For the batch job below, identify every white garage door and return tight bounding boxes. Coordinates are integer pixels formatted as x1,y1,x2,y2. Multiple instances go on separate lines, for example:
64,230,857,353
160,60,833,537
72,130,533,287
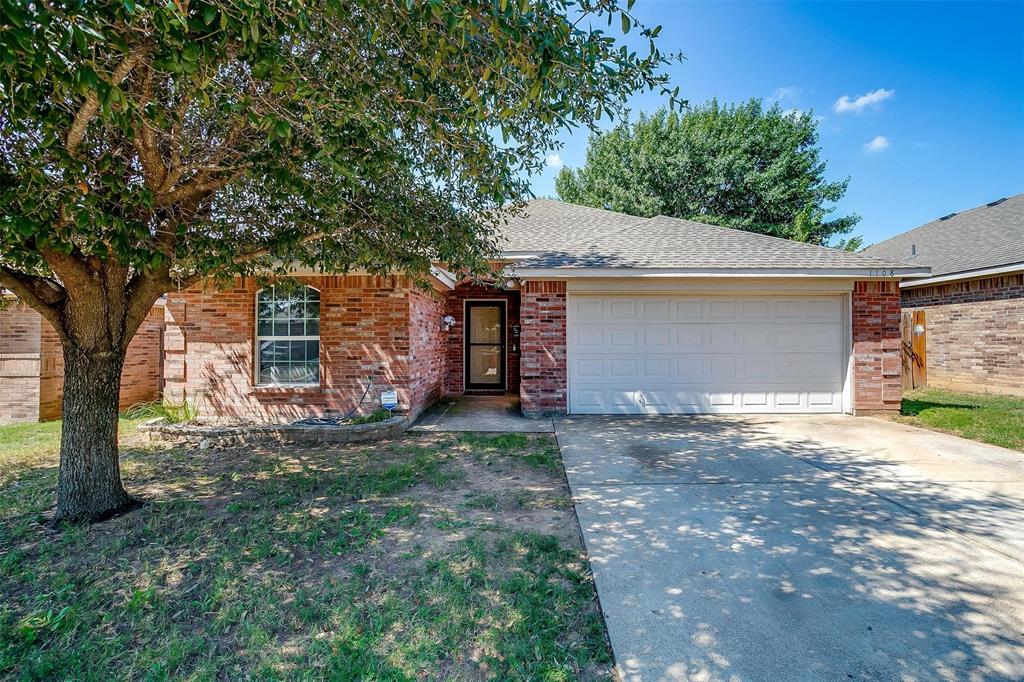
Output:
567,294,846,414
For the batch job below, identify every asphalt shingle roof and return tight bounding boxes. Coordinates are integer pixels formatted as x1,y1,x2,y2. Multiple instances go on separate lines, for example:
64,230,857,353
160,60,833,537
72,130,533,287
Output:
499,199,917,272
861,193,1024,277
498,199,648,252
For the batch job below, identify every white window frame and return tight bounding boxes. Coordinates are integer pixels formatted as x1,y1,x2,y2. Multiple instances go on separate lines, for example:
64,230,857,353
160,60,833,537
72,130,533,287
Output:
254,285,321,387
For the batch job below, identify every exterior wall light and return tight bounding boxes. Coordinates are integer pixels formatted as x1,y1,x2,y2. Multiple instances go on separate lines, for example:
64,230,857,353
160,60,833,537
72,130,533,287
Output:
913,324,926,336
441,314,456,331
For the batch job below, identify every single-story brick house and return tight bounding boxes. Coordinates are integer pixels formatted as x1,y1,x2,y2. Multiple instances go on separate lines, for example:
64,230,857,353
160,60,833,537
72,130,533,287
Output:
863,194,1023,396
163,199,927,421
0,297,164,425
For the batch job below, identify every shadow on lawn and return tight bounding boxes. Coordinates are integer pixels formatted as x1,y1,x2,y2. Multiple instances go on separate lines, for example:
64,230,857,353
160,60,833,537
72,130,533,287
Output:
557,416,1024,681
0,433,610,681
901,399,979,416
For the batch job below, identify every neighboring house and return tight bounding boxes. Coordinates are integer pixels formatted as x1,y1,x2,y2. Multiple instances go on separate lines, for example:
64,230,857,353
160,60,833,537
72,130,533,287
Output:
163,199,927,421
0,298,165,425
863,194,1024,396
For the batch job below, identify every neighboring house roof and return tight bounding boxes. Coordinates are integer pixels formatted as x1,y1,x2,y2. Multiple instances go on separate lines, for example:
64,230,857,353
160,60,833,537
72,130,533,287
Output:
498,199,924,276
862,193,1024,284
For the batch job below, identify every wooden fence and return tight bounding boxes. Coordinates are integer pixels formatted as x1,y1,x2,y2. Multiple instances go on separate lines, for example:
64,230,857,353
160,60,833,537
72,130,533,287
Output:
901,310,927,390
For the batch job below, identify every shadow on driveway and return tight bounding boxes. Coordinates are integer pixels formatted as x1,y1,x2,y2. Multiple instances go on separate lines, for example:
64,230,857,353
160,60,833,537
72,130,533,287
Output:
556,415,1024,681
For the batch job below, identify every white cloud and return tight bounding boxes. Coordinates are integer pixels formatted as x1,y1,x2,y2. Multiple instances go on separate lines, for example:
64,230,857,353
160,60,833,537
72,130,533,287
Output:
863,135,890,153
769,85,801,104
834,88,895,114
545,153,563,169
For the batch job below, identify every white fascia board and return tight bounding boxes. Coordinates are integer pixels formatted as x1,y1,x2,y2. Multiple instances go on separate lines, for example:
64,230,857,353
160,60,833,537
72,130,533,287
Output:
564,277,856,294
500,252,544,261
899,262,1024,288
428,265,456,290
508,266,929,279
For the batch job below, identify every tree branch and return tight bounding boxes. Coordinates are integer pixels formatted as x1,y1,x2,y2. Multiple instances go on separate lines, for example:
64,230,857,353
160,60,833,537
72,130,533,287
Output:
66,44,150,156
131,61,168,188
0,267,66,330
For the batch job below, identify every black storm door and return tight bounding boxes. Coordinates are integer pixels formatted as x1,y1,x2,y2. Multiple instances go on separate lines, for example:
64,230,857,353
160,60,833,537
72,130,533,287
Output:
464,302,506,390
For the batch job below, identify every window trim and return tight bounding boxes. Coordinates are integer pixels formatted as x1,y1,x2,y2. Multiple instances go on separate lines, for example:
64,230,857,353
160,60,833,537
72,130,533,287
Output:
254,285,321,388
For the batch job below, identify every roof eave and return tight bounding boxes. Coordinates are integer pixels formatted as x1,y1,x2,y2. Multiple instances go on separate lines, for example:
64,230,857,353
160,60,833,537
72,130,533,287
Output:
899,261,1024,288
507,266,930,279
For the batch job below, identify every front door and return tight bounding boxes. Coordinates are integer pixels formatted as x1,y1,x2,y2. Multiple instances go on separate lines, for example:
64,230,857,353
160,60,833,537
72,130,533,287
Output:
465,301,506,390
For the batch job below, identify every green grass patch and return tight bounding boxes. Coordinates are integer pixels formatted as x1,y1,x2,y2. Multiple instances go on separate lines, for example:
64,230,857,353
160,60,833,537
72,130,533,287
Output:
346,408,393,425
0,421,608,680
898,388,1024,451
459,433,563,471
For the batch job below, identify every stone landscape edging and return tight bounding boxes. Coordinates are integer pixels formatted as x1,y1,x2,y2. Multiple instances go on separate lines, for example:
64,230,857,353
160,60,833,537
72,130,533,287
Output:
137,415,408,448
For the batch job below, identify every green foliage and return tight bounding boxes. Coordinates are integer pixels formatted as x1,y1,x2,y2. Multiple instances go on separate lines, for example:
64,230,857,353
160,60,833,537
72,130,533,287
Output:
346,408,391,425
0,0,677,310
556,100,861,245
833,235,865,252
0,0,676,519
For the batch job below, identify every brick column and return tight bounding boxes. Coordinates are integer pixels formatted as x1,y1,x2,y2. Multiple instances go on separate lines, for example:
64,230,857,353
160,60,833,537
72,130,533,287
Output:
852,280,902,413
520,281,567,417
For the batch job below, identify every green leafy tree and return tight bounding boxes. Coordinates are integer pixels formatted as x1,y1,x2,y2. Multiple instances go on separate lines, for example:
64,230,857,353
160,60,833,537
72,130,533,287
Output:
556,100,861,245
0,0,676,522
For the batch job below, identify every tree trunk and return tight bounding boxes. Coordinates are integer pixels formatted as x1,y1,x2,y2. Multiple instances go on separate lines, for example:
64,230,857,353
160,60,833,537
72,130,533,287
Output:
54,345,135,523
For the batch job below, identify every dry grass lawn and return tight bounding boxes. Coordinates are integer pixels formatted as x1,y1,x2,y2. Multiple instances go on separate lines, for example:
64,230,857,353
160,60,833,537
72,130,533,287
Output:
0,421,612,681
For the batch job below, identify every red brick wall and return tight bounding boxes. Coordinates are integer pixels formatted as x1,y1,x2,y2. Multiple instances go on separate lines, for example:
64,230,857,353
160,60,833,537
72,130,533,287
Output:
852,280,902,412
0,301,42,424
901,273,1024,307
408,289,448,411
444,282,521,393
0,300,163,423
520,281,567,416
164,276,445,422
901,273,1023,395
38,305,165,420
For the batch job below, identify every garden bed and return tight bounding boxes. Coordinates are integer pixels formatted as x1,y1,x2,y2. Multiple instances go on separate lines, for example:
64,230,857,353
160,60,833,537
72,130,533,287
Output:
137,414,408,448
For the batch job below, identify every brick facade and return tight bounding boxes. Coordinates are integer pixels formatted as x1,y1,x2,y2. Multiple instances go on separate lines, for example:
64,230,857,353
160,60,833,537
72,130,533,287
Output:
148,275,911,421
519,281,567,416
0,301,43,425
852,280,903,413
901,273,1024,395
0,300,164,424
444,282,521,394
163,276,447,422
408,289,448,409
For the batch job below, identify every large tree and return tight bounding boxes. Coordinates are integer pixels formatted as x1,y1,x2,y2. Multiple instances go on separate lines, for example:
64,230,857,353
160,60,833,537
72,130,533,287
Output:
0,0,676,522
555,100,861,245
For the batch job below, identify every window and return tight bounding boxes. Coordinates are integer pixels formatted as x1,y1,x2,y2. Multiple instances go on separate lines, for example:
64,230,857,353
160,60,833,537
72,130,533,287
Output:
256,286,320,386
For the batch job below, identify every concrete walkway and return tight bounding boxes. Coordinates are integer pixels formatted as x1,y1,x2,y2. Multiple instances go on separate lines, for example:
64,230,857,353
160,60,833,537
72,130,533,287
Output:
556,415,1024,681
409,394,553,433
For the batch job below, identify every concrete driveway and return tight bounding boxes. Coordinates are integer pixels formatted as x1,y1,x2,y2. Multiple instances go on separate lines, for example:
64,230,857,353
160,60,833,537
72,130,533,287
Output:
556,415,1024,681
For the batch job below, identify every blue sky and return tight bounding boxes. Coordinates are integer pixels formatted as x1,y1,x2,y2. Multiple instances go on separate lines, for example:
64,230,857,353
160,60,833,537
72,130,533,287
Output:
529,0,1024,246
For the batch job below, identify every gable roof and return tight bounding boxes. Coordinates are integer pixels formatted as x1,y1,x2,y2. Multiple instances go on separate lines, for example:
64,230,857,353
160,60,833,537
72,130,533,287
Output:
498,199,923,276
499,198,649,253
862,193,1024,278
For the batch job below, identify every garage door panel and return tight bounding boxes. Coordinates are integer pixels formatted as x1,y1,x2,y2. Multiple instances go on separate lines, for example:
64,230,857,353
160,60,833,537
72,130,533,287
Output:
574,299,605,320
641,299,673,319
608,358,636,377
675,300,704,320
642,357,672,377
742,391,769,407
568,294,845,414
